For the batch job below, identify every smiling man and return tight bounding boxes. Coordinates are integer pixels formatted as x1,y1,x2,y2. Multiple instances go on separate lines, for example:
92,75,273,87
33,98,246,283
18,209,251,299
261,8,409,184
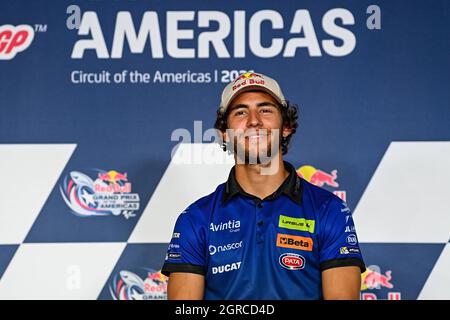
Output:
161,72,365,300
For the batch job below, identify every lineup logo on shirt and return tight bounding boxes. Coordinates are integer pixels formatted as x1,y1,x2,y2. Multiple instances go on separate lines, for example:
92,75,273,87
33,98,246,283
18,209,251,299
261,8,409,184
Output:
279,215,315,233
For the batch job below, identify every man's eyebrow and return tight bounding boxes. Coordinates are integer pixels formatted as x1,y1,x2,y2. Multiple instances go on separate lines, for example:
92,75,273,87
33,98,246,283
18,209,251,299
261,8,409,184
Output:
256,101,277,107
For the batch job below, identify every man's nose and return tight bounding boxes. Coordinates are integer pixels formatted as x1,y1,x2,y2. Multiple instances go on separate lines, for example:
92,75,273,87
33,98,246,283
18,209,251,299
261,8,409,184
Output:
247,109,262,127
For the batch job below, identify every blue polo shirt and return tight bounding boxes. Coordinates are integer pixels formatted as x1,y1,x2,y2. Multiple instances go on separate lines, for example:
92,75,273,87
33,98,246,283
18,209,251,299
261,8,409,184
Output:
161,162,365,300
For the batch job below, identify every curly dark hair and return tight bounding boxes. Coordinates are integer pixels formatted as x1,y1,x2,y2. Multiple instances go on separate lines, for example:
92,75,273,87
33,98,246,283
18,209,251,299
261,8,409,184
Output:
214,99,299,155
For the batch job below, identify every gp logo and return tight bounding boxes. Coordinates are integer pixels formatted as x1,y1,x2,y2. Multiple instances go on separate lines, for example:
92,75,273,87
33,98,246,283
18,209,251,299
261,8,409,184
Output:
0,25,35,60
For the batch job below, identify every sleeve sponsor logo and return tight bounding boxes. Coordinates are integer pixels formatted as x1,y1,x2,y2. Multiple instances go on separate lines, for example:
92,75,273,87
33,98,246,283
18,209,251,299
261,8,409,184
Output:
276,233,313,251
172,232,180,238
278,215,315,233
339,246,360,255
168,252,181,260
279,253,305,270
346,234,358,245
345,225,356,233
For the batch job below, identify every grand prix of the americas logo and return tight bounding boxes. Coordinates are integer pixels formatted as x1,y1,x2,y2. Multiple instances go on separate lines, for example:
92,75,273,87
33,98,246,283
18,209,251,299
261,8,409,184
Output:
297,165,347,202
59,169,140,219
109,269,168,300
0,25,35,60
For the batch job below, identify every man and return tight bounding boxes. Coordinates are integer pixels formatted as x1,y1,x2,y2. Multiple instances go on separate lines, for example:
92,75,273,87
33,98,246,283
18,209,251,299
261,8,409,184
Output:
161,72,365,300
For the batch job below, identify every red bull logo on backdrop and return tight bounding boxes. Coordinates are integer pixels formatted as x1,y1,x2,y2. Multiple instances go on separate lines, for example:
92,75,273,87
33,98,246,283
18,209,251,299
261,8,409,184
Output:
297,165,346,201
59,169,140,219
360,266,401,300
109,269,168,300
0,25,35,60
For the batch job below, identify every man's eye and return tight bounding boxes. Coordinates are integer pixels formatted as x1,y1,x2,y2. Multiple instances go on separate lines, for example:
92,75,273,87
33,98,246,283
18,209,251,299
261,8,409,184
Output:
260,108,273,113
234,110,246,116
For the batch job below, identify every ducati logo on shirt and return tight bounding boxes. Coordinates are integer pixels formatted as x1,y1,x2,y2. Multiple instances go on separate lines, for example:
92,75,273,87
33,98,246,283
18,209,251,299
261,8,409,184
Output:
276,233,313,251
211,261,242,274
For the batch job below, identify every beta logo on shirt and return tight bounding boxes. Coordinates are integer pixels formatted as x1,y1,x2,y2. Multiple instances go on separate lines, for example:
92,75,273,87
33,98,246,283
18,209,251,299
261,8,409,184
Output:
276,233,313,251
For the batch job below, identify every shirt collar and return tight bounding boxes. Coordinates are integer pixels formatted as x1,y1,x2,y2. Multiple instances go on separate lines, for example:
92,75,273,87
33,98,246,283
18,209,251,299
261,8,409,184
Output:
222,161,303,205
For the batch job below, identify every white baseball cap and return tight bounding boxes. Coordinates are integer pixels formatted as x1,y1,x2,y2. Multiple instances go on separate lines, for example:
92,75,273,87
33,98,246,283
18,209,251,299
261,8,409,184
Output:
220,72,286,112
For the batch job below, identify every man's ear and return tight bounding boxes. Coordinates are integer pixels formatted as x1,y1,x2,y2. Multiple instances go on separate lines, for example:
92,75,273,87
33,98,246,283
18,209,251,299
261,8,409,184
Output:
282,125,292,139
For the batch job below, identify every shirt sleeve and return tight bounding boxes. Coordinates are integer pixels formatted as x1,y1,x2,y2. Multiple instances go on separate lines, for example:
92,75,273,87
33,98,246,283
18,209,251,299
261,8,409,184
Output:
161,205,207,276
318,196,366,273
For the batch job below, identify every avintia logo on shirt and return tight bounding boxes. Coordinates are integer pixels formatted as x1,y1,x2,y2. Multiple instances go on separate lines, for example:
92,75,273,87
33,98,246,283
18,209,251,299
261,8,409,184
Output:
212,261,242,274
210,220,240,232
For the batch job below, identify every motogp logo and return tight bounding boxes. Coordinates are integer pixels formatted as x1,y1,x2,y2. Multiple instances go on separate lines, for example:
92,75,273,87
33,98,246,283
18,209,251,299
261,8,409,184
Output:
0,25,34,60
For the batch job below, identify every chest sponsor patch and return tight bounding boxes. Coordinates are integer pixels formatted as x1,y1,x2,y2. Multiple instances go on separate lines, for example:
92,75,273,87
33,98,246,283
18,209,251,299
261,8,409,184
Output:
276,233,313,251
279,253,305,270
279,215,315,233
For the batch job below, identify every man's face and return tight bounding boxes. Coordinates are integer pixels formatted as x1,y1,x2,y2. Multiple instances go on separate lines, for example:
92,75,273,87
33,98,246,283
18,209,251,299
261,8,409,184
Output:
224,91,291,164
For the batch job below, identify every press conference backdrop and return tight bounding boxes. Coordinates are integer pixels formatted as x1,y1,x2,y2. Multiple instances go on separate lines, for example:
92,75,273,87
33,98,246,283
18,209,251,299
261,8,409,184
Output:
0,0,449,300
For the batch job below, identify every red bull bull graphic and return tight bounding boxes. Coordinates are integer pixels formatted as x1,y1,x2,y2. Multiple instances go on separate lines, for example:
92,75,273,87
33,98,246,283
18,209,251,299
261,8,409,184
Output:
360,266,401,300
232,72,262,83
59,169,140,219
297,165,346,201
109,269,168,300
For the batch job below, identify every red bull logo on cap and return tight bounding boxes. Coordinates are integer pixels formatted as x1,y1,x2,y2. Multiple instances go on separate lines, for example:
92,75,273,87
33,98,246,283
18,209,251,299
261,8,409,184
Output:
232,72,265,91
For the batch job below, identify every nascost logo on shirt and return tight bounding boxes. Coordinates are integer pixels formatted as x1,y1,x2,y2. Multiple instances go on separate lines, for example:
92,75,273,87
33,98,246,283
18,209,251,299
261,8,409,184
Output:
276,233,313,251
